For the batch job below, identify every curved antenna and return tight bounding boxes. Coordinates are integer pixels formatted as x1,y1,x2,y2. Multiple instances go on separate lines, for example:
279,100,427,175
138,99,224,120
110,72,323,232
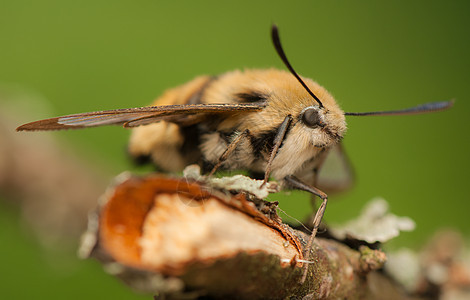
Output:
271,25,324,108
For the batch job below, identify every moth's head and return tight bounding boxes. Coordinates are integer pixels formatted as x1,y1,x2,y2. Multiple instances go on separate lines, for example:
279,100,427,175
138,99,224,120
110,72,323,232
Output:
265,72,347,147
295,82,346,147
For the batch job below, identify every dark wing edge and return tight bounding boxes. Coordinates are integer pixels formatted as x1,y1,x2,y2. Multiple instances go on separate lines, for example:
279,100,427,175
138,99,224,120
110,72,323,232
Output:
16,103,266,131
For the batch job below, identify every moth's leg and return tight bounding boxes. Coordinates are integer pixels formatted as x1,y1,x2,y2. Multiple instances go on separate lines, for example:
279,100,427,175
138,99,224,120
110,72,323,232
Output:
209,129,250,176
284,175,328,284
263,115,293,184
310,167,320,209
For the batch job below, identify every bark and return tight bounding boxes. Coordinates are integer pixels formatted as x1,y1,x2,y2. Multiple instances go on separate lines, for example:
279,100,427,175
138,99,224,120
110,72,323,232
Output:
80,174,388,299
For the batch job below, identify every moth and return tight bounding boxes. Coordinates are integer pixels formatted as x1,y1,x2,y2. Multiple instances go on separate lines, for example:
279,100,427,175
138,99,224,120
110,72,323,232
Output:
17,25,452,282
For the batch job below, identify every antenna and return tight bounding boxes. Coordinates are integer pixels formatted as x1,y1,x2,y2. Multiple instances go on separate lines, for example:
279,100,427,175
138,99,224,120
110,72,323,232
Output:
271,25,324,108
344,100,454,116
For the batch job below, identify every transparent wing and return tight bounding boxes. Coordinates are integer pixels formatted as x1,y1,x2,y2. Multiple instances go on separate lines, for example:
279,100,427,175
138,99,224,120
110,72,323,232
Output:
316,143,354,194
16,103,266,131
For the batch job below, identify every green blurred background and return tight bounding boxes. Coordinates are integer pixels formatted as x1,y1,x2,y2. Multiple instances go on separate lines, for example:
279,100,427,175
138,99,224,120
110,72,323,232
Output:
1,1,469,299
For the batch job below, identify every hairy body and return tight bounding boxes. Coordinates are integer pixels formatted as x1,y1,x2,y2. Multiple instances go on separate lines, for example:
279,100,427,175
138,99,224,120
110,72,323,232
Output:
128,69,346,183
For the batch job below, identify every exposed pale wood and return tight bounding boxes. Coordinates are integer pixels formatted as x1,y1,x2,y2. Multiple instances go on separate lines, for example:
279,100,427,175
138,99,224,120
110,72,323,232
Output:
82,175,388,299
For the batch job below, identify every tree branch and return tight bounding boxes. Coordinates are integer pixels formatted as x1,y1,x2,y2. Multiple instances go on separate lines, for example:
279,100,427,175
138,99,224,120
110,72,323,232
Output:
80,173,386,299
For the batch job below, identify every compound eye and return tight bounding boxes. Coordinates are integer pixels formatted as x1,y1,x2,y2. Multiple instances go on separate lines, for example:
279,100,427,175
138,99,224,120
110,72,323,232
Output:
301,107,322,128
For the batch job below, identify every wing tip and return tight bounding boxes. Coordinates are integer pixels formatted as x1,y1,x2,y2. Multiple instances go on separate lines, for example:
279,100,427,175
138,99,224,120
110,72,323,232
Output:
16,122,47,132
16,118,82,132
16,124,30,132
